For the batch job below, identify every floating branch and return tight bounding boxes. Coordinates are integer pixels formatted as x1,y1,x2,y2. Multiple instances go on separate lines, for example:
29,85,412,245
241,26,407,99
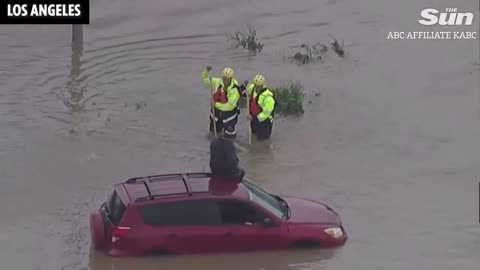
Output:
227,25,264,53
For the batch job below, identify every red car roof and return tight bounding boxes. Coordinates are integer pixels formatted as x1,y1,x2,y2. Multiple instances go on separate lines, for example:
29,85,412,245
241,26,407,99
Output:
119,172,249,203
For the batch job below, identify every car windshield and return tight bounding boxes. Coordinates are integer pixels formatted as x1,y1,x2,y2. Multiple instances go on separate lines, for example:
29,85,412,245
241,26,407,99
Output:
243,180,285,218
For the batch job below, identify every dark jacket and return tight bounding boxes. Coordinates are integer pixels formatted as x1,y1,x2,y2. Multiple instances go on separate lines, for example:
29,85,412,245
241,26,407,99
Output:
209,137,244,181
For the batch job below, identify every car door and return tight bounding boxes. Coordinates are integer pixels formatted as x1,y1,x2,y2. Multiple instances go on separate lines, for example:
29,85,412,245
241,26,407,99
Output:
136,198,228,254
216,199,289,252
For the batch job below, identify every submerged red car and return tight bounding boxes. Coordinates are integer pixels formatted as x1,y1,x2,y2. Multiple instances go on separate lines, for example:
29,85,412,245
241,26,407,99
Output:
90,172,347,256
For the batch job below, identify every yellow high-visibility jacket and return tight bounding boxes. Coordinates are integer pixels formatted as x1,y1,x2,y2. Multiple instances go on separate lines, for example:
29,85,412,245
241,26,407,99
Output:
247,84,275,122
202,69,240,112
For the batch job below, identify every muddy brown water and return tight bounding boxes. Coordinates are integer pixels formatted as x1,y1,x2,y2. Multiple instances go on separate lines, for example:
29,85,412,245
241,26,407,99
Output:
1,0,479,269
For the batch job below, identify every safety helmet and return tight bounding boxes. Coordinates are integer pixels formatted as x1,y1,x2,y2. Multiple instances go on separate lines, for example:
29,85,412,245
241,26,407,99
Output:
222,68,234,79
253,74,265,86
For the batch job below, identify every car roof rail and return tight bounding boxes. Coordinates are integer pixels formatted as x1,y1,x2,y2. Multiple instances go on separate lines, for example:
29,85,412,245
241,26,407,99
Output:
134,191,217,203
125,172,211,184
124,172,221,203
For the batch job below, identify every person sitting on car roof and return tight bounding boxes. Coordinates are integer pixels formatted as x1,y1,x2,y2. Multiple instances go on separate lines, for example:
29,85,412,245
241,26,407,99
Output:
208,176,240,194
209,128,245,182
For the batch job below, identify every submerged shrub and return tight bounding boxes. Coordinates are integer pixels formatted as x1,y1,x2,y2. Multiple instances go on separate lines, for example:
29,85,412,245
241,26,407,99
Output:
227,25,264,53
272,81,305,116
329,35,344,57
238,81,310,116
288,43,328,65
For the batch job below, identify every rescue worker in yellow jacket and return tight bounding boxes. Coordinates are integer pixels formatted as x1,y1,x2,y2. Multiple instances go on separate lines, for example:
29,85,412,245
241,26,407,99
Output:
246,74,276,140
202,66,245,138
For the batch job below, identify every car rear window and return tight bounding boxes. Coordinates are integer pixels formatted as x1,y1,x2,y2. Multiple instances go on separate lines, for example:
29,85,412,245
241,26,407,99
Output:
137,199,221,226
105,191,126,225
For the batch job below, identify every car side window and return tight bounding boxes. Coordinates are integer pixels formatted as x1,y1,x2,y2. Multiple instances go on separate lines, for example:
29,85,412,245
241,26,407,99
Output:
137,199,221,226
217,199,267,225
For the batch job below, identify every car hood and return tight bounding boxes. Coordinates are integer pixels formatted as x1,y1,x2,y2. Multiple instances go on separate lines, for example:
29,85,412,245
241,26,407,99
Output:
281,196,341,225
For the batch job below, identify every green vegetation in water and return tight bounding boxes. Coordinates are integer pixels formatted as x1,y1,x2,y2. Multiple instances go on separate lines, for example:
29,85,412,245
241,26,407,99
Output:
286,35,345,64
288,43,328,65
272,81,306,116
238,81,321,116
227,26,264,53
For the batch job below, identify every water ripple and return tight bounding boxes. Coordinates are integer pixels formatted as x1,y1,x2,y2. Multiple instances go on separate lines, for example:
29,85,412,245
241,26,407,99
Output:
85,34,217,54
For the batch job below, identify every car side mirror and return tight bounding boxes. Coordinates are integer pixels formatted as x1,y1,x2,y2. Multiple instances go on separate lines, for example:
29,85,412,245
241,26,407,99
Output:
262,218,274,227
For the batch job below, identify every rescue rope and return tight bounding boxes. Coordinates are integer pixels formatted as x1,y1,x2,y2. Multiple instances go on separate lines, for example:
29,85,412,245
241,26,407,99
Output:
246,87,252,144
210,76,217,136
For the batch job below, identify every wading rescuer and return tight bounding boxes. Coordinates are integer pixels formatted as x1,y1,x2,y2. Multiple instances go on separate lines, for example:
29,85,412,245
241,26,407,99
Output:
209,129,245,182
247,74,276,140
202,66,245,137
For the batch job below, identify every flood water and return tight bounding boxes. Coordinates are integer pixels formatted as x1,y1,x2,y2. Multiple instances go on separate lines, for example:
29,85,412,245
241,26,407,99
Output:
1,0,479,269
